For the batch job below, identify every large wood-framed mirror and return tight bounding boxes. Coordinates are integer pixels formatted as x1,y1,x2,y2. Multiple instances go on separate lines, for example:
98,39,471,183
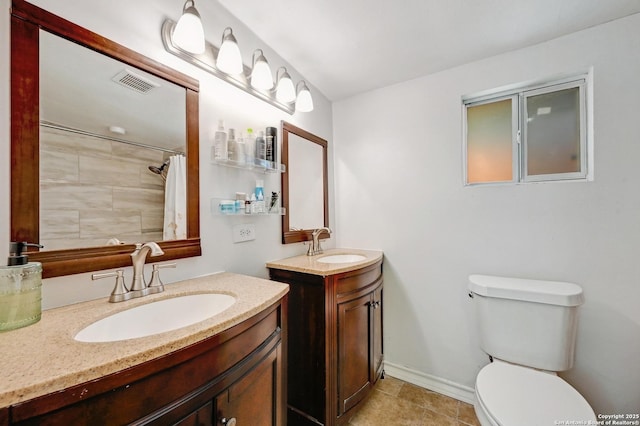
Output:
10,0,201,278
281,121,329,244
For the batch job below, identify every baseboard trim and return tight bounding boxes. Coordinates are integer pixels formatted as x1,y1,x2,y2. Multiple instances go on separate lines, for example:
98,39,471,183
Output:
383,361,476,405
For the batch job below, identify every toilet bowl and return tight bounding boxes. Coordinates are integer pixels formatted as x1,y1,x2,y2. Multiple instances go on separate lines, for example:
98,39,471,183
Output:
474,360,596,426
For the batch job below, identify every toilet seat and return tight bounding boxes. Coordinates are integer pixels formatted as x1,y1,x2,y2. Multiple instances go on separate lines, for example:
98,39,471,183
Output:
475,361,596,426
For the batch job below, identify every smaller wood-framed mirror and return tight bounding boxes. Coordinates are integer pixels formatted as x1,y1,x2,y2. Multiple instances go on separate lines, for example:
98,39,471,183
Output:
281,121,329,244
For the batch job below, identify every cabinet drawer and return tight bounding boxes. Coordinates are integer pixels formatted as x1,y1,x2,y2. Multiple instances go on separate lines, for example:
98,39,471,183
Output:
335,261,382,297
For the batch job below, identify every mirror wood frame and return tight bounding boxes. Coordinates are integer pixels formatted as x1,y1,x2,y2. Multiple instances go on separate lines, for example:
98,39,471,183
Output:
10,0,201,278
281,121,329,244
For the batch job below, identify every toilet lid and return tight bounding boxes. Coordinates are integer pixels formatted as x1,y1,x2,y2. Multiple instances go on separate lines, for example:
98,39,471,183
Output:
476,361,596,426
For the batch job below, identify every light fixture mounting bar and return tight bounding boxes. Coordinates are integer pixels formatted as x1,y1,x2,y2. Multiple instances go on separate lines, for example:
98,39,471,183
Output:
161,19,294,115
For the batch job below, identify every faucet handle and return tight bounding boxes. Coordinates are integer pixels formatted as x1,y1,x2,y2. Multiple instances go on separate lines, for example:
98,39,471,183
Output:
92,270,131,303
148,263,176,294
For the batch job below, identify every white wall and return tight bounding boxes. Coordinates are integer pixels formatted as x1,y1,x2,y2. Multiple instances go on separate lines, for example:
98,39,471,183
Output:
333,14,640,415
0,0,334,308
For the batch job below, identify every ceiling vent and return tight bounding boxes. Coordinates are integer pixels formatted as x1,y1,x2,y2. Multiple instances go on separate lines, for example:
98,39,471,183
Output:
112,69,160,94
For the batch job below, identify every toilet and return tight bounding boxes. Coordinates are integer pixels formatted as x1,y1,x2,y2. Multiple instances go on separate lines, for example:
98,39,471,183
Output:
468,274,596,426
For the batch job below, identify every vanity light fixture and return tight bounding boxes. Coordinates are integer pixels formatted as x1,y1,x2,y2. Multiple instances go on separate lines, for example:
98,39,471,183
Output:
172,0,205,54
295,81,314,112
216,27,243,74
162,8,314,114
275,67,296,103
250,49,274,90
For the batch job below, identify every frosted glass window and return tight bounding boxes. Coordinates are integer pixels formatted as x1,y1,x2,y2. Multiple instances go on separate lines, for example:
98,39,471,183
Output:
466,99,514,184
463,75,588,185
525,86,583,179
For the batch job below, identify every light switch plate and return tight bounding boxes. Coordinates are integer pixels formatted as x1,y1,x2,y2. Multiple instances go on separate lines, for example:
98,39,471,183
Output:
232,224,255,243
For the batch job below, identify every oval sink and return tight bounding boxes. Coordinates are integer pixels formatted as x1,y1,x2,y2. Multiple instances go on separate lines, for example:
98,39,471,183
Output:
74,293,236,342
317,254,366,264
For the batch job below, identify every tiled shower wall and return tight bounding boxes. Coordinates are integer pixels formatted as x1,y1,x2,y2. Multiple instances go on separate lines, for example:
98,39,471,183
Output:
39,127,167,250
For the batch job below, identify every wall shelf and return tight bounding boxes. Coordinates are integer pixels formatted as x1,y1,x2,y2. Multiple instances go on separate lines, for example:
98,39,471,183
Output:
212,158,285,173
211,198,285,216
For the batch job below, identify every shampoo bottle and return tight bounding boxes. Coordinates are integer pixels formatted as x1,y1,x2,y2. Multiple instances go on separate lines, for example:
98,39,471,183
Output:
0,242,43,331
227,128,237,162
213,120,228,161
255,130,266,164
236,131,246,165
245,128,256,166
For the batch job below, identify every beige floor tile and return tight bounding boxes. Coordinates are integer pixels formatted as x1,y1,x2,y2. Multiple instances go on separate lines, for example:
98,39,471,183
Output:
349,376,480,426
458,401,481,426
421,408,458,426
375,375,404,397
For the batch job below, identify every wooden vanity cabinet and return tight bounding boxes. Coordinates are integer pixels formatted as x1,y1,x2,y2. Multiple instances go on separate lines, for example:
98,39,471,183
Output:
269,260,383,426
5,297,286,426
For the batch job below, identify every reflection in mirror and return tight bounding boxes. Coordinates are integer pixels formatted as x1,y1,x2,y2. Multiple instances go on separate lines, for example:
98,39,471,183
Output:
39,31,187,250
281,121,329,244
11,0,201,278
288,134,324,230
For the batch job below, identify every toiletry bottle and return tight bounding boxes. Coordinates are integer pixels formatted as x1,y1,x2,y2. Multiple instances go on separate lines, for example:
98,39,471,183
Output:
236,131,246,165
250,193,257,214
245,128,256,166
0,242,43,331
213,120,228,161
255,179,265,213
227,128,237,162
255,130,266,164
266,126,278,167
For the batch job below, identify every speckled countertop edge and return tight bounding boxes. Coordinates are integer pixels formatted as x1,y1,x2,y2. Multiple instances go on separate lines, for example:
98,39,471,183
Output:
0,272,289,407
266,248,384,276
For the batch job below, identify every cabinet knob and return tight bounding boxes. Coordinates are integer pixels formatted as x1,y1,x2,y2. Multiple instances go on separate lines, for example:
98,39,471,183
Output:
221,417,237,426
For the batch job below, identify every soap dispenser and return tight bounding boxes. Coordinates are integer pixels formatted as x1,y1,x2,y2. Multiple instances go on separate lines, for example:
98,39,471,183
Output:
0,242,43,331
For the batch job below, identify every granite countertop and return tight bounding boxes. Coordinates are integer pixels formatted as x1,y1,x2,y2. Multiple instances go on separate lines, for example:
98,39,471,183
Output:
266,248,383,276
0,272,289,407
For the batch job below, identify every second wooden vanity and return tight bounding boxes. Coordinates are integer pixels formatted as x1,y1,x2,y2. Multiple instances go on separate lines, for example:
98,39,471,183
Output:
0,273,288,426
267,249,384,426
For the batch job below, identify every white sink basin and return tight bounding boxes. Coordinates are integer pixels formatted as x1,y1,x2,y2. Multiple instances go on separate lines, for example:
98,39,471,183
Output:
74,293,236,342
317,254,366,264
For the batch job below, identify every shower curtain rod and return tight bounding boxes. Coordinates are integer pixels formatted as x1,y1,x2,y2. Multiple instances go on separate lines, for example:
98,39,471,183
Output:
40,120,185,155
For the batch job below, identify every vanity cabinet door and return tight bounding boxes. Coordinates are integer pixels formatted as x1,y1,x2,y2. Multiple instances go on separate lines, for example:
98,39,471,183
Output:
337,292,372,415
337,280,383,416
214,343,282,426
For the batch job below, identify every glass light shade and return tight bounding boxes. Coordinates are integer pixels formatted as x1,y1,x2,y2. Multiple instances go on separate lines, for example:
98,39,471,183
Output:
250,50,273,90
172,1,205,54
295,82,314,112
216,28,243,75
275,68,296,103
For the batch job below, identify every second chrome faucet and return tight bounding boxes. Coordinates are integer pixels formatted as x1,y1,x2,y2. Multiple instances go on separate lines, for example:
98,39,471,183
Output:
307,227,332,256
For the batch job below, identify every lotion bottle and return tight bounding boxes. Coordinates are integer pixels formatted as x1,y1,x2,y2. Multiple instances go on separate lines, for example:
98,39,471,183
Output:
227,128,237,162
213,120,228,161
245,128,256,167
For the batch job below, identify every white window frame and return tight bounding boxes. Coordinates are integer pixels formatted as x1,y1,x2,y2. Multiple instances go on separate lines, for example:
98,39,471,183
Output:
462,73,591,186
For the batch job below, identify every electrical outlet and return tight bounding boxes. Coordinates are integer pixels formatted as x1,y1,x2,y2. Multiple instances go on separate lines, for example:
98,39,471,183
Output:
232,224,256,243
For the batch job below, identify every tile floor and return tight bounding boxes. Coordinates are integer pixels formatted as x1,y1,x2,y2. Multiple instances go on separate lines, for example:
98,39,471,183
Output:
349,375,480,426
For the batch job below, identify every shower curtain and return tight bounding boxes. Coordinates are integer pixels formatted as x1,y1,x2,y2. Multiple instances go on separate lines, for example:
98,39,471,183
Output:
163,154,187,240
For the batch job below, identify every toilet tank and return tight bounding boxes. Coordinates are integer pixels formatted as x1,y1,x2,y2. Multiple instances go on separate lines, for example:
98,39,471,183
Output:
468,274,585,372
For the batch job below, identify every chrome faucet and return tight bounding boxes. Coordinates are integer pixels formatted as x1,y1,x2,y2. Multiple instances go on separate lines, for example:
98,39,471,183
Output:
307,227,332,256
130,242,164,297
